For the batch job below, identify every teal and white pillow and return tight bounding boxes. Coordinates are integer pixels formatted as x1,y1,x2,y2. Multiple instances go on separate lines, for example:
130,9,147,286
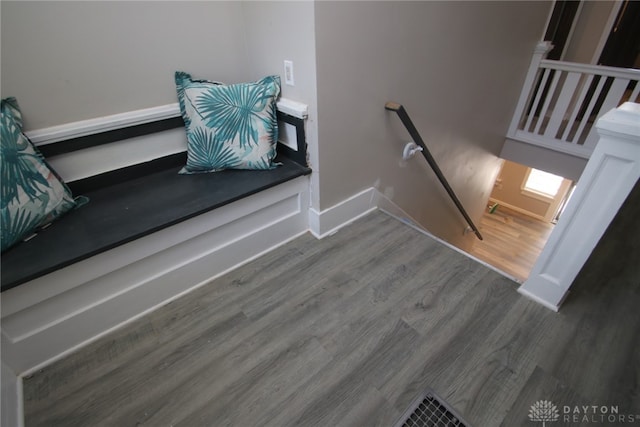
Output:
175,72,281,173
1,97,77,251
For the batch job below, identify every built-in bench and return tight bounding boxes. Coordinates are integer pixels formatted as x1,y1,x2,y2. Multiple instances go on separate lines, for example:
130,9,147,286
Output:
1,100,312,373
1,110,310,291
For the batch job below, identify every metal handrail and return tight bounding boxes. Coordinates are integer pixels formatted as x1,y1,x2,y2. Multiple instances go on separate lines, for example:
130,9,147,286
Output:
385,101,483,240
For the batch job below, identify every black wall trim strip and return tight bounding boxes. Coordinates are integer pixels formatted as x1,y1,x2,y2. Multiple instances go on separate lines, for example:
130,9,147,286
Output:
38,117,186,158
39,111,307,165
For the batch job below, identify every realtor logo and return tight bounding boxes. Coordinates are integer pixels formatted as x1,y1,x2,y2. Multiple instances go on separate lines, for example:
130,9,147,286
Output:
529,400,560,426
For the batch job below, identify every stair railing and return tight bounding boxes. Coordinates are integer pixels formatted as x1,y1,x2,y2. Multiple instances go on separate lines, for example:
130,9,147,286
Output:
385,102,483,241
508,41,640,158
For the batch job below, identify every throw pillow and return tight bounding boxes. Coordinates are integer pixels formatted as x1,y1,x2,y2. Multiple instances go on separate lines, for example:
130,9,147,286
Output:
175,72,281,173
1,97,77,251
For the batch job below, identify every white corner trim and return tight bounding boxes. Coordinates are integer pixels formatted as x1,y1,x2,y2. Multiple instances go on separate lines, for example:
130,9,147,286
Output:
309,188,377,239
26,98,308,146
276,98,308,119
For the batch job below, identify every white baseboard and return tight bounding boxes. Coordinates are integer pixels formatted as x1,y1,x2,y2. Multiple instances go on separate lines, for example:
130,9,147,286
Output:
517,286,561,312
1,177,309,375
488,198,547,222
308,188,377,239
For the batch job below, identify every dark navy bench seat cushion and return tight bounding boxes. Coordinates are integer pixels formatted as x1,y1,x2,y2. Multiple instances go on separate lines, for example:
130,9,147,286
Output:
1,156,311,292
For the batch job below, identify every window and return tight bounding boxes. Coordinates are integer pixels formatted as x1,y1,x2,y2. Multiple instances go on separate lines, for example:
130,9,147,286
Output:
523,168,564,198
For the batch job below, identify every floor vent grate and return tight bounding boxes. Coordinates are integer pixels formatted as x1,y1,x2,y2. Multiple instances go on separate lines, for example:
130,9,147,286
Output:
393,389,471,427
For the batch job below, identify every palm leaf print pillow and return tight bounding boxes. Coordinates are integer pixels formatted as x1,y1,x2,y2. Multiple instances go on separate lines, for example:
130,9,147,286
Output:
175,72,281,173
1,97,77,252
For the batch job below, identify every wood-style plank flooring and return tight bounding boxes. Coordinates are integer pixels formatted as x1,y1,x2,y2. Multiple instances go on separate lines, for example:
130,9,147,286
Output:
467,205,554,282
23,210,639,427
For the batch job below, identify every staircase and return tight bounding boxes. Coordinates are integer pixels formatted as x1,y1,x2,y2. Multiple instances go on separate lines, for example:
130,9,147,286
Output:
502,41,640,181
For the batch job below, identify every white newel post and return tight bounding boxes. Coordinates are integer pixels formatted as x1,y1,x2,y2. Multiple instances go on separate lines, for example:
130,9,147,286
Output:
518,102,640,311
507,41,554,137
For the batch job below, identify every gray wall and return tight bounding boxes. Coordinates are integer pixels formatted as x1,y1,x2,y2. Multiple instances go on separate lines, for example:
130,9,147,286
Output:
2,0,553,250
241,1,320,209
1,0,321,206
314,1,551,248
1,1,250,129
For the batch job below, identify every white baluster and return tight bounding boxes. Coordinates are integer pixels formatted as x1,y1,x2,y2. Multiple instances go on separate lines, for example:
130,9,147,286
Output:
544,71,581,140
583,77,632,149
561,74,594,143
508,41,553,137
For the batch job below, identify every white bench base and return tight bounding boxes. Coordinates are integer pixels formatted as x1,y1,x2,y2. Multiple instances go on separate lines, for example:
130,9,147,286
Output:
1,177,310,375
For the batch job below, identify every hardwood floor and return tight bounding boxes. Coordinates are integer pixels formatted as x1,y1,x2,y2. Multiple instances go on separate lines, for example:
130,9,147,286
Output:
467,205,554,282
23,210,639,427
